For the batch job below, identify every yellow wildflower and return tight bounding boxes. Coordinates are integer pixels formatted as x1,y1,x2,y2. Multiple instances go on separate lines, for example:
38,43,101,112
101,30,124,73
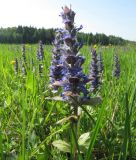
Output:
10,60,16,65
93,44,97,49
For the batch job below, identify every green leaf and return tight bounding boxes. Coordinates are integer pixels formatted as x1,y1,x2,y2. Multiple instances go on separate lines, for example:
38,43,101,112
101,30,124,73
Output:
26,72,36,94
85,103,105,160
5,96,11,106
80,97,102,106
45,96,65,102
52,140,70,153
78,132,90,147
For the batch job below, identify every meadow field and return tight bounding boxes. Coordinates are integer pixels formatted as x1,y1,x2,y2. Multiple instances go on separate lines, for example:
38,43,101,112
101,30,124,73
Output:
0,43,136,160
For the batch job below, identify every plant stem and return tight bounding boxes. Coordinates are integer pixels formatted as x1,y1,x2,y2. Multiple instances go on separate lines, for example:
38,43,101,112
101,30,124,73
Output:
72,104,78,160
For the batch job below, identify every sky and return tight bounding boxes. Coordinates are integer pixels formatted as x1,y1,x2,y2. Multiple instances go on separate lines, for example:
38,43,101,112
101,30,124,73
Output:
0,0,136,41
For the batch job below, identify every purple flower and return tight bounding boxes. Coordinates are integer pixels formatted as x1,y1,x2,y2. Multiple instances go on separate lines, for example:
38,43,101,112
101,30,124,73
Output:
89,49,100,92
97,52,104,75
37,40,44,61
58,6,89,100
22,44,27,65
37,40,44,73
50,29,64,90
21,44,27,75
50,6,101,102
113,54,120,78
60,6,75,24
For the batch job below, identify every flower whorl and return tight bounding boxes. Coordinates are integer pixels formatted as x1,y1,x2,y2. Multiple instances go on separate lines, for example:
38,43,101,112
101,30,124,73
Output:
59,6,89,100
113,54,120,78
90,49,100,92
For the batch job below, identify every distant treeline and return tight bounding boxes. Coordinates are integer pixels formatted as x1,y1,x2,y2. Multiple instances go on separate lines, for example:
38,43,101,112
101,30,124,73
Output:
0,26,127,45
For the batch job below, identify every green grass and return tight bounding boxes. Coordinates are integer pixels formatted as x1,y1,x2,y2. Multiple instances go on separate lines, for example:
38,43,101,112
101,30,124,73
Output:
0,44,136,159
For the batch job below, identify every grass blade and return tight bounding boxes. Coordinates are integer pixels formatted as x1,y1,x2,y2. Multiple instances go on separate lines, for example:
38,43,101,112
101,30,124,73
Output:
85,105,105,160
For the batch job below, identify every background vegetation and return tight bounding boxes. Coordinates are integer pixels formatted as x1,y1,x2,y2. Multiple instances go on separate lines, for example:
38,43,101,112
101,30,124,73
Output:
0,26,128,45
0,43,136,159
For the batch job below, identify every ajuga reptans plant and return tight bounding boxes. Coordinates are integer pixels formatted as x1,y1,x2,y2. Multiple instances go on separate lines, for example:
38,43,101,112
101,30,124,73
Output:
90,49,101,92
50,29,64,91
14,58,18,74
37,40,44,73
47,6,102,159
113,53,120,78
22,43,27,65
97,52,104,76
21,44,27,75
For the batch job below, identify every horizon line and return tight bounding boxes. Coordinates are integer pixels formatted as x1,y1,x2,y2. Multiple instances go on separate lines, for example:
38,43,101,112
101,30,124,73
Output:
0,25,135,42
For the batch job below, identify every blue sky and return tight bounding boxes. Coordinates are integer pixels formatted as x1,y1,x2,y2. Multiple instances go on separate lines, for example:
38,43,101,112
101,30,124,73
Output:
0,0,136,41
